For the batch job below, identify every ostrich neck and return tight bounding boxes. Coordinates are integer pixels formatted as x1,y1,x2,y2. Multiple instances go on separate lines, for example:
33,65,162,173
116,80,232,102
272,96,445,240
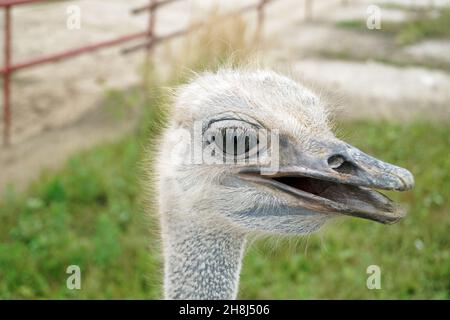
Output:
162,216,246,299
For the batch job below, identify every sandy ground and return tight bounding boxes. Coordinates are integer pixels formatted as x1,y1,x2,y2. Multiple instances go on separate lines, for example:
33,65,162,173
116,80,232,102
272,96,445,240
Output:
1,0,450,193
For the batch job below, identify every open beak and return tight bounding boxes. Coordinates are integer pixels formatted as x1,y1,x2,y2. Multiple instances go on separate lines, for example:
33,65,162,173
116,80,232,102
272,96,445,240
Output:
239,138,414,224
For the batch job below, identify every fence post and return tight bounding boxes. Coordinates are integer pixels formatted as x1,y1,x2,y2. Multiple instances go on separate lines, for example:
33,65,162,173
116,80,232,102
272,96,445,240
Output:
3,5,12,146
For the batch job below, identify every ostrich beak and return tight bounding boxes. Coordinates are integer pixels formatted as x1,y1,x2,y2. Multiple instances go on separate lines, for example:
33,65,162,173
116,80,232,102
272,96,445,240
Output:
239,138,414,224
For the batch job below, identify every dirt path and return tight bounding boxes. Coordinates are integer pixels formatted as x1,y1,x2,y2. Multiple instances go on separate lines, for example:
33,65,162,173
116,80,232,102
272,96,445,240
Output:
293,59,450,121
264,0,450,121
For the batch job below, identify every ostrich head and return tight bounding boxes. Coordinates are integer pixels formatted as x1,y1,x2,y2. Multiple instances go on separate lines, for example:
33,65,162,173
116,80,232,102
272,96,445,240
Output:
154,69,414,299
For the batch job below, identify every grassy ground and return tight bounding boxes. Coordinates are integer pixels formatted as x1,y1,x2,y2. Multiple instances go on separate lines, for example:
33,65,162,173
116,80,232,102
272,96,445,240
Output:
310,6,450,72
1,86,449,298
336,7,450,45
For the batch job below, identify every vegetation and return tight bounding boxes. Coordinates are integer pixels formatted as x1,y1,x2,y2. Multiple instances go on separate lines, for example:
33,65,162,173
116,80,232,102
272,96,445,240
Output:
336,7,450,45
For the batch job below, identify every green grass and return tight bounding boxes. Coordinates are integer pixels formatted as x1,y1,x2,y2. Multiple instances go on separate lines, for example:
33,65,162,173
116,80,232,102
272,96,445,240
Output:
336,7,450,45
0,139,150,298
335,20,368,30
1,100,449,298
311,48,450,72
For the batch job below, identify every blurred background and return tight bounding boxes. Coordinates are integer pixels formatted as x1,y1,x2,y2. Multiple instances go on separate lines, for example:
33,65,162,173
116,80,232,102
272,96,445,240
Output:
0,0,449,299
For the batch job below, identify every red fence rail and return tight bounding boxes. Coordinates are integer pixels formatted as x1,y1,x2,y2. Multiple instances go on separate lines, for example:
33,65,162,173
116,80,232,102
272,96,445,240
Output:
1,0,274,146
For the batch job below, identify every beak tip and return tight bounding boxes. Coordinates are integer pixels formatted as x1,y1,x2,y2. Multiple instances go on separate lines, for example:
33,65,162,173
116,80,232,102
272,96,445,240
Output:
379,204,408,225
396,168,415,191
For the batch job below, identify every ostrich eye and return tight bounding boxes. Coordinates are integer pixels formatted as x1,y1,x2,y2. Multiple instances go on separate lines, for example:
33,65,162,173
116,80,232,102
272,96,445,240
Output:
219,127,258,158
205,119,264,161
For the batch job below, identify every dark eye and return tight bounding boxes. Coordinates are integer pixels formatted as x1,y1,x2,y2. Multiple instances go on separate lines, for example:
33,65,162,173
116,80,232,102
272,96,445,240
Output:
218,127,258,158
204,119,267,162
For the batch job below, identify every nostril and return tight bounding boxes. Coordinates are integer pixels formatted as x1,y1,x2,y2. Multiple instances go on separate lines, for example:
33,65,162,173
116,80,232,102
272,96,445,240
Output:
327,155,357,175
327,154,345,169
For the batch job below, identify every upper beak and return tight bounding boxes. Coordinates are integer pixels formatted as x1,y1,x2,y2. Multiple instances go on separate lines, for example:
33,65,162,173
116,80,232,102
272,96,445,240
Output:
239,137,414,224
299,141,415,192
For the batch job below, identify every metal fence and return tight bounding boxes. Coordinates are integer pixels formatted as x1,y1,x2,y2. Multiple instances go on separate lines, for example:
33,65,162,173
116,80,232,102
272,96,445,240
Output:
0,0,275,146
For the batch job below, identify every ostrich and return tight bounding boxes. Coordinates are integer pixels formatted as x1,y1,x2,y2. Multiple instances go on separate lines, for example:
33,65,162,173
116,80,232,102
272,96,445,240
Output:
153,68,414,300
